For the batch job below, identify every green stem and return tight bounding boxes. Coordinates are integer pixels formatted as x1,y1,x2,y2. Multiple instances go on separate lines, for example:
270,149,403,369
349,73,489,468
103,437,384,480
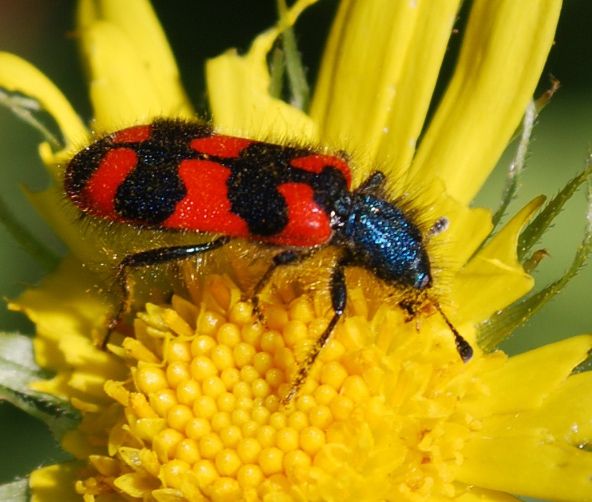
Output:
276,0,310,110
269,45,286,99
492,100,537,229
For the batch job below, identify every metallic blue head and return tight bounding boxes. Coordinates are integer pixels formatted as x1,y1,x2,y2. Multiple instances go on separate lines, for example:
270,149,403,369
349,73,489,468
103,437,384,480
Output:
342,193,431,290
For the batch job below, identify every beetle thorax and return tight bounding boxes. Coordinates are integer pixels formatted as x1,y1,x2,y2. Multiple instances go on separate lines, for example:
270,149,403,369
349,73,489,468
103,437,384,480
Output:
338,193,432,290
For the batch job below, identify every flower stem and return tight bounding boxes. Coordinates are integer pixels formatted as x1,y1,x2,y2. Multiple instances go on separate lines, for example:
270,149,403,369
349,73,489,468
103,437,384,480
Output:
492,100,537,228
276,0,310,110
269,45,286,100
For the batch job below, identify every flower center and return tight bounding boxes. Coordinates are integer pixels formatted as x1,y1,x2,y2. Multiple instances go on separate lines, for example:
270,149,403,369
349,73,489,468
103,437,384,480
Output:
76,274,474,501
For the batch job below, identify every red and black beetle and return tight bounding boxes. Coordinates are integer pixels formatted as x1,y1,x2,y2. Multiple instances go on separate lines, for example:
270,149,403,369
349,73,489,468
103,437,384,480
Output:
65,118,472,401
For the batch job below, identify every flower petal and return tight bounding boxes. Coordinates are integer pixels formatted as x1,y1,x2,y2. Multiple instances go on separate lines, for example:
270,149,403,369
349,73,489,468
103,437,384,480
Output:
462,335,592,416
311,0,462,179
410,0,562,203
439,204,492,273
375,0,461,180
458,337,592,501
78,21,176,131
77,0,192,120
0,52,86,159
30,463,80,502
9,256,125,402
536,370,592,444
312,0,452,168
24,185,92,266
206,0,317,141
453,196,543,323
416,179,492,272
459,432,592,502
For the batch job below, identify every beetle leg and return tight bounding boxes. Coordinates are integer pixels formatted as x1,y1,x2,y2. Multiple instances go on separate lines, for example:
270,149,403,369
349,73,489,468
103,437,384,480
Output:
282,256,349,404
251,249,315,321
356,171,387,195
103,236,231,348
399,298,417,322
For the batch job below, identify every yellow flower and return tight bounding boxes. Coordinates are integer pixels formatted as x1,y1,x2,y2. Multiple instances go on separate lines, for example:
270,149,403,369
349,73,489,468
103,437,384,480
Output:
1,0,591,501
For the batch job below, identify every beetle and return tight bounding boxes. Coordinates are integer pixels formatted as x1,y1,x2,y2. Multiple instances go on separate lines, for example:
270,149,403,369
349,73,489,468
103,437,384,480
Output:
65,118,472,401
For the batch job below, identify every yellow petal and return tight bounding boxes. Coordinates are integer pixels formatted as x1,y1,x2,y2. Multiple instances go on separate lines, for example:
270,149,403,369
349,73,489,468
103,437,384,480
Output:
410,0,562,203
453,196,543,322
310,0,424,165
416,179,492,272
79,21,174,131
459,430,592,501
30,463,81,502
77,0,192,119
310,0,462,179
9,256,125,401
0,52,87,166
458,336,592,500
376,0,461,180
535,370,592,443
461,335,592,416
206,0,317,141
114,472,159,497
441,203,492,273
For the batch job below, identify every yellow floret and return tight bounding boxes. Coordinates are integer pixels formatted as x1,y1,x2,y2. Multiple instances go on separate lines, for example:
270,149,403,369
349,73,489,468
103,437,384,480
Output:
76,275,485,500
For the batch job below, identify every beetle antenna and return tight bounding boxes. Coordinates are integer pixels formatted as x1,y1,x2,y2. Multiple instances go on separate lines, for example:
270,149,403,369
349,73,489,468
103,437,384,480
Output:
433,302,473,362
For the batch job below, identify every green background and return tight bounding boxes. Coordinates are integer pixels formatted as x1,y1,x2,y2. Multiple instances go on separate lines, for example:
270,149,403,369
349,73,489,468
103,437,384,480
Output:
0,1,590,500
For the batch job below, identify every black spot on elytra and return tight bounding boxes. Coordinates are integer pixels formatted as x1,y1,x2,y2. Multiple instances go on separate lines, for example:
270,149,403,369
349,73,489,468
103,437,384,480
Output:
226,143,294,236
115,162,187,224
225,143,351,237
64,140,112,198
113,120,211,224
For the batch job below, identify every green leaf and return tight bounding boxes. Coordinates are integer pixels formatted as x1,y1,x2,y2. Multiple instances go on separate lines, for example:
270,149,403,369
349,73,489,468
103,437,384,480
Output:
0,478,29,502
0,333,80,440
518,159,592,261
478,174,592,351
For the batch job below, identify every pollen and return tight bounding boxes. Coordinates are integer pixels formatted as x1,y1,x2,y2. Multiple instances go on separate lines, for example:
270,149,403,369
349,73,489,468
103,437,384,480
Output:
77,274,477,501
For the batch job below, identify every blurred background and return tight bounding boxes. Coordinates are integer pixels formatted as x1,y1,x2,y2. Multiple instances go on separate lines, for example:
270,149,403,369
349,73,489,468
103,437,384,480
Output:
0,1,590,498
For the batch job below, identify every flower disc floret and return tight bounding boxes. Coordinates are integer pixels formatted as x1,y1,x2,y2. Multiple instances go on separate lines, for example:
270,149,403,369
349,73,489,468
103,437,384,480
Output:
75,274,479,501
